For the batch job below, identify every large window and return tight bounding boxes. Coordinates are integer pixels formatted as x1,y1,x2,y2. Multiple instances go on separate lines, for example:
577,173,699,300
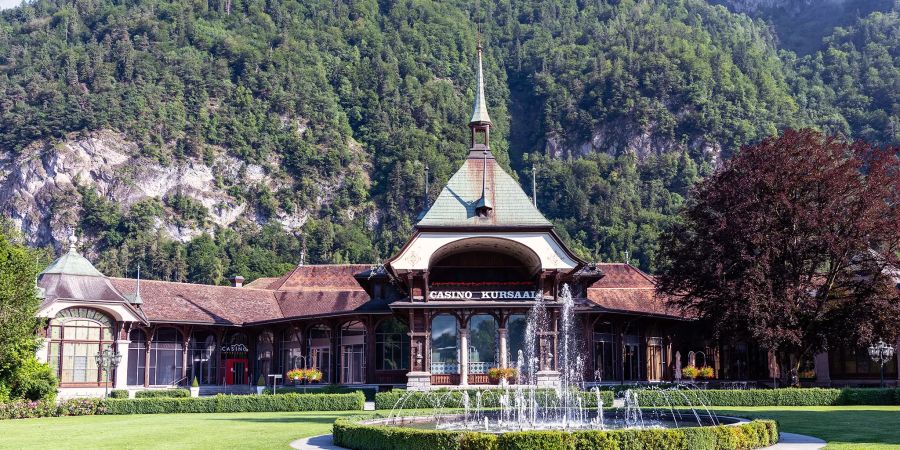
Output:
308,325,332,383
280,328,303,374
375,318,409,371
593,321,616,382
468,314,497,374
257,331,274,380
127,329,146,386
647,337,664,381
623,334,642,381
830,347,898,379
48,308,115,385
189,331,217,385
431,314,458,374
507,314,527,370
340,322,366,384
149,328,184,386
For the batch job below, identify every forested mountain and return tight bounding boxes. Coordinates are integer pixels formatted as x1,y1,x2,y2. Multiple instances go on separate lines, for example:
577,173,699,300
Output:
0,0,897,283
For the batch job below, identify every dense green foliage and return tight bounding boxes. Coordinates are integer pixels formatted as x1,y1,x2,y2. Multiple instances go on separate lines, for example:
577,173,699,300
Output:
102,391,365,414
636,388,900,407
333,417,778,450
133,388,191,398
108,389,129,399
1,0,897,277
374,388,613,410
0,225,56,401
264,385,377,401
0,397,105,420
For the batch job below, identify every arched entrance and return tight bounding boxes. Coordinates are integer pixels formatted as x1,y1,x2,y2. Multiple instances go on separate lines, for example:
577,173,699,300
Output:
428,237,541,299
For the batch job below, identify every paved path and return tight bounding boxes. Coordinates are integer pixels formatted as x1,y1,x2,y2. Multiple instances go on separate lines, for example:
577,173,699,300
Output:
761,432,826,450
290,434,343,450
291,431,826,450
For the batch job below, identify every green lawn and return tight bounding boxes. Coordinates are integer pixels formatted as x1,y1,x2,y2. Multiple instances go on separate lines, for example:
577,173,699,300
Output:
0,411,367,449
0,406,898,449
714,406,900,450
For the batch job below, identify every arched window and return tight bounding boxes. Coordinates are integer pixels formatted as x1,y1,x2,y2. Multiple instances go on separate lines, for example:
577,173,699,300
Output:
376,318,409,371
150,328,184,386
468,314,497,374
48,308,115,385
340,322,366,384
307,325,332,383
281,328,303,374
189,331,217,385
128,329,147,386
430,314,458,374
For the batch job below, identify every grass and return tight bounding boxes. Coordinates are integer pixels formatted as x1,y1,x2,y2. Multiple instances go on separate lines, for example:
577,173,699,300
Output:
0,410,368,449
0,406,898,449
714,406,900,450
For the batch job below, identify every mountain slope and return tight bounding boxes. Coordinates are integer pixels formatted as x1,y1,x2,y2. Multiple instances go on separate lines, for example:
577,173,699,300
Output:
0,0,896,282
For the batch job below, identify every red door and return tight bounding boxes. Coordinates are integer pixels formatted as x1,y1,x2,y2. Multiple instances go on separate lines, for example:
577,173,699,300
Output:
225,358,249,385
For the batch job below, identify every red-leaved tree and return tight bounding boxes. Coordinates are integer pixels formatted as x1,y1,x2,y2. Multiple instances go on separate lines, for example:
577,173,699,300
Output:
657,129,900,385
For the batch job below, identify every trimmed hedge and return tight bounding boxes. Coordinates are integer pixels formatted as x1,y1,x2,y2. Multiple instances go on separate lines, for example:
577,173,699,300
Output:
109,390,129,399
0,398,106,420
102,392,365,415
333,417,778,450
134,389,191,398
635,388,900,407
375,389,614,411
265,385,377,401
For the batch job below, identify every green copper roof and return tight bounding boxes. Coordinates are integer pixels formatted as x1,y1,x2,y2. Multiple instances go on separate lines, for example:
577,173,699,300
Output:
40,245,105,278
417,155,551,227
469,46,492,125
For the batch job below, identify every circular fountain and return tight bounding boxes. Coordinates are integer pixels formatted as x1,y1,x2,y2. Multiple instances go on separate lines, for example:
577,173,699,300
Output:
333,285,778,449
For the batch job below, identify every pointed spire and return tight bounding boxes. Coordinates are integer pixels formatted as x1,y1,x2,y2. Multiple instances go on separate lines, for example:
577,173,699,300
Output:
470,42,492,126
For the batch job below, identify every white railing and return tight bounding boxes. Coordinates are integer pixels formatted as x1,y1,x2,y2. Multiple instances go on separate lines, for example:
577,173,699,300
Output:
468,362,495,374
431,362,460,374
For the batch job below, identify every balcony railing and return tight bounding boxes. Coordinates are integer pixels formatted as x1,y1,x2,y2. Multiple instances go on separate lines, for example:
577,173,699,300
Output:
431,362,460,374
468,362,495,374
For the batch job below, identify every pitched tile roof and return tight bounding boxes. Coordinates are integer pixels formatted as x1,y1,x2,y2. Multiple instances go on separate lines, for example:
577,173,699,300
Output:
109,278,281,325
266,264,376,291
417,154,551,228
585,263,687,318
243,277,279,289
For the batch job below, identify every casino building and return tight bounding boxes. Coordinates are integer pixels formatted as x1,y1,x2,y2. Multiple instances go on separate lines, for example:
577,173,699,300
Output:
34,47,898,397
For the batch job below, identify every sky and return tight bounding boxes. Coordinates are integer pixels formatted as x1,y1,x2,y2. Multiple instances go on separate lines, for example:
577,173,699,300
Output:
0,0,22,10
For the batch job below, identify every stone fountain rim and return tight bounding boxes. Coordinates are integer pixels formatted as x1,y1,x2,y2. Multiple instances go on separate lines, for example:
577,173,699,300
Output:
361,413,750,428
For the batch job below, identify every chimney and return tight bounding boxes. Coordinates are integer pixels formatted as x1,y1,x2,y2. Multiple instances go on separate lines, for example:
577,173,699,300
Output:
231,275,244,288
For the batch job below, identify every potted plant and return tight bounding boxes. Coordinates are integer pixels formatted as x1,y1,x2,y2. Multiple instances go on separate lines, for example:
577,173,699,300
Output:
190,376,200,397
287,368,303,385
304,369,323,384
698,366,714,380
488,367,518,386
256,375,266,395
681,365,700,381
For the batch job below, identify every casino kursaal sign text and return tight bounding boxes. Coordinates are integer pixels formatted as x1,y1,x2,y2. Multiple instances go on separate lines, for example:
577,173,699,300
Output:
429,290,539,300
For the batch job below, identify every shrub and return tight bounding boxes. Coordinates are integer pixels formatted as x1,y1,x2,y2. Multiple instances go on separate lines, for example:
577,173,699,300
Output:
257,375,266,387
59,397,106,416
102,392,364,415
134,389,191,398
264,385,377,401
698,367,715,380
487,368,517,382
375,389,614,410
191,377,199,388
333,417,778,450
109,390,129,399
681,366,700,380
635,388,900,407
9,359,57,401
0,400,58,420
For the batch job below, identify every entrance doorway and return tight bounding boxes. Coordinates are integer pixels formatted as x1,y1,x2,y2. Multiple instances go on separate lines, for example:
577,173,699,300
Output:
225,358,248,385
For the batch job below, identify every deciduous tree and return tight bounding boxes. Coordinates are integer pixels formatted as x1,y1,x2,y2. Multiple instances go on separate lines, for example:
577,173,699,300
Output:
657,129,900,385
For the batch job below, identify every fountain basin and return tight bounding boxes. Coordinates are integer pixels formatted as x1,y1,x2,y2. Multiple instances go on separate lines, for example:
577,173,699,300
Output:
333,414,779,450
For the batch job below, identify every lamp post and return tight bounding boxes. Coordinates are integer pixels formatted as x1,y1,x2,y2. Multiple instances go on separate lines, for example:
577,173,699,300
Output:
95,345,122,398
867,340,895,388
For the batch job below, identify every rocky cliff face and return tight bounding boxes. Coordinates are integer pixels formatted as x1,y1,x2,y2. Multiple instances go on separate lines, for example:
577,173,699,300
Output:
0,130,309,251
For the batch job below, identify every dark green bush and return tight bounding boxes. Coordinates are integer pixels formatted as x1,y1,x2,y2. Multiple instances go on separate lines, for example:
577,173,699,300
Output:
103,392,364,415
266,385,377,401
134,389,191,398
375,389,614,410
8,359,58,401
635,388,900,407
333,417,778,450
108,390,129,399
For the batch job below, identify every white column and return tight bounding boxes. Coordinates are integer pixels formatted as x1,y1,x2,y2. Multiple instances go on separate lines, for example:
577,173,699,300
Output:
459,328,469,386
114,340,130,389
498,328,508,369
35,338,50,364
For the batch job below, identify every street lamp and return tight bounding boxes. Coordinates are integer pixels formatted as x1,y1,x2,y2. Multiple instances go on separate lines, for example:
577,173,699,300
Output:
867,339,896,388
95,345,122,398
